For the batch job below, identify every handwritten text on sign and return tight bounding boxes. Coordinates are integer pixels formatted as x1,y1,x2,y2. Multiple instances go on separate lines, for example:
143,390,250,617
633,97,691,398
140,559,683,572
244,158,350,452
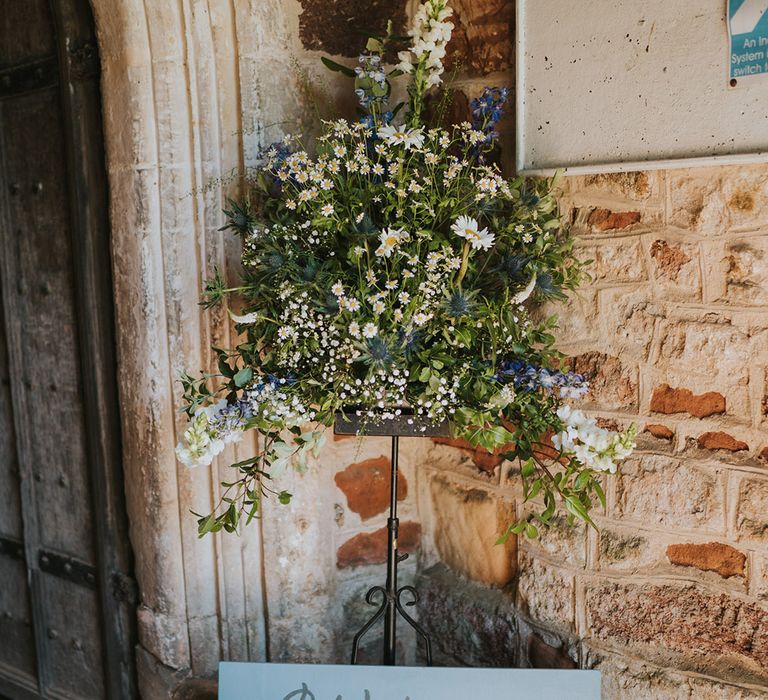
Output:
218,662,601,700
729,0,768,80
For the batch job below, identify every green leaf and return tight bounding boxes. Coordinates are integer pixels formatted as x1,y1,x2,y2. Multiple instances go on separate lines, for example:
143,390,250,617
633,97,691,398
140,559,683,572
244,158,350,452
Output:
234,366,253,388
321,56,356,77
278,491,293,505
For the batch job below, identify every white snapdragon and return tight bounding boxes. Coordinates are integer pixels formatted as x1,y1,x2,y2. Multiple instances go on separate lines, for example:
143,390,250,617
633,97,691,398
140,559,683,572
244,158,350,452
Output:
399,0,454,88
552,405,636,474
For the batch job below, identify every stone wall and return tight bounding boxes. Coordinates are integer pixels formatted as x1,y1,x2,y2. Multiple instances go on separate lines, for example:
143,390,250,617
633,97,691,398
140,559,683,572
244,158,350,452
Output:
88,0,767,697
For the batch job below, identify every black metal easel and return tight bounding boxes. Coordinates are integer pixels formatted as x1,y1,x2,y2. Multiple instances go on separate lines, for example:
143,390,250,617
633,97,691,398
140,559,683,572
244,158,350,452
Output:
334,410,449,667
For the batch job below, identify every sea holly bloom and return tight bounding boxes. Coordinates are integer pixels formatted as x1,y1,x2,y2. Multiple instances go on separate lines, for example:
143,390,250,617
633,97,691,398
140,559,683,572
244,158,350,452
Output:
451,215,495,250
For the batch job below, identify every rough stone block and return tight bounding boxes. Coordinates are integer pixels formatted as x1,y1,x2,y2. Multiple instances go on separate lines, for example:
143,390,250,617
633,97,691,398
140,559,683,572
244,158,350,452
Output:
568,170,658,202
334,456,406,521
649,238,701,299
429,476,515,586
580,238,647,284
725,237,768,307
337,522,421,568
520,515,587,569
657,320,751,384
445,0,514,76
417,563,518,667
666,542,746,579
567,351,638,411
736,478,768,543
584,647,692,700
586,582,768,685
517,552,575,631
597,528,652,571
596,286,660,362
614,455,724,531
297,0,408,56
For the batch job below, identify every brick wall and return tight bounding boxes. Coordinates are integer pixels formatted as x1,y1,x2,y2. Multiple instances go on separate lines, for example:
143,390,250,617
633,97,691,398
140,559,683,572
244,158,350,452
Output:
303,1,768,697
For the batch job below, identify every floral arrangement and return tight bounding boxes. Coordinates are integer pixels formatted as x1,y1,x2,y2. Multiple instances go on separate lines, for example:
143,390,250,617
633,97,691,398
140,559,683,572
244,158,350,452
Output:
177,0,636,538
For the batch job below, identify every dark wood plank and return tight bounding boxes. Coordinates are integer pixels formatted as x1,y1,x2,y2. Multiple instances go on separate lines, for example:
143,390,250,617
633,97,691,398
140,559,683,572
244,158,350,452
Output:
0,1,55,70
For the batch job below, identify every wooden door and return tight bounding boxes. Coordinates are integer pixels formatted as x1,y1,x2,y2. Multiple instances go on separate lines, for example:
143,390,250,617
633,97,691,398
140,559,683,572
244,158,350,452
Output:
0,0,137,697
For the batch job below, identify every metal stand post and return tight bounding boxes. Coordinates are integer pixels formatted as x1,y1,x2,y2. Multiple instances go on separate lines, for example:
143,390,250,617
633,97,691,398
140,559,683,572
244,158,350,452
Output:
349,435,433,666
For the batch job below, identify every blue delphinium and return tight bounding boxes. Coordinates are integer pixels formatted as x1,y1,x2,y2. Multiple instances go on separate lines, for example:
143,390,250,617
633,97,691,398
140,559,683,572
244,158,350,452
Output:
470,86,509,161
497,360,588,399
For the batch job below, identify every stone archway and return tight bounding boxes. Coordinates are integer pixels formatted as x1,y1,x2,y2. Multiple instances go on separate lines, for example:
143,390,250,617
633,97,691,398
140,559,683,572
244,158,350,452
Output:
86,0,291,694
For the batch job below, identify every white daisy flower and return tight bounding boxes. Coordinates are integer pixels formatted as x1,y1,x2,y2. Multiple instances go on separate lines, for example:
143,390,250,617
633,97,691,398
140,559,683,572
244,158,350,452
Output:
372,300,386,315
320,204,334,217
362,323,378,338
331,280,345,297
377,125,425,150
451,215,495,250
398,291,411,304
375,227,406,258
348,321,361,338
413,312,432,326
345,297,361,312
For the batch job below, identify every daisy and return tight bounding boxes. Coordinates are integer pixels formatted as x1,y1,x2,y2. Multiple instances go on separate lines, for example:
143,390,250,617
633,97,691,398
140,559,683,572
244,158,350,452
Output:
386,280,399,290
378,124,425,150
393,309,404,322
348,321,361,338
331,281,345,297
398,291,411,304
320,204,334,217
277,326,295,341
375,227,406,258
372,163,385,176
451,215,495,250
345,297,361,312
413,312,432,326
372,300,386,314
362,323,378,338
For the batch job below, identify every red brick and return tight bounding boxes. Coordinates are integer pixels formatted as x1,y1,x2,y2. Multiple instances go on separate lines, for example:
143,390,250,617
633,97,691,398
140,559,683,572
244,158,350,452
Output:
586,208,641,231
760,446,768,463
431,436,512,473
666,542,746,578
650,240,692,277
334,456,406,520
336,522,421,568
644,423,674,440
650,383,726,418
697,432,749,452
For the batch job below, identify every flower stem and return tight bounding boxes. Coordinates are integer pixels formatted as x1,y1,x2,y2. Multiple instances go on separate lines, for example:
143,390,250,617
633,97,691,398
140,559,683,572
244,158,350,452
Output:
456,241,471,289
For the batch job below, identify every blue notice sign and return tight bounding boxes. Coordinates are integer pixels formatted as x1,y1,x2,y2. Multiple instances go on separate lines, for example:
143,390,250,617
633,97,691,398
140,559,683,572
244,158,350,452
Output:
219,662,601,700
729,0,768,81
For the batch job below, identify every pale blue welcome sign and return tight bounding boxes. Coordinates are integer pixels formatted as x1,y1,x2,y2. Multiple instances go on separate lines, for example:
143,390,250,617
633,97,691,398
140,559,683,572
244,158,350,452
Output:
729,0,768,80
219,662,601,699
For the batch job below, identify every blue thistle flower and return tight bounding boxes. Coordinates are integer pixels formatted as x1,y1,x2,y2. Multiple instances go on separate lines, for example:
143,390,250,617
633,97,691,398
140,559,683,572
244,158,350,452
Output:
443,289,477,318
470,87,509,161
